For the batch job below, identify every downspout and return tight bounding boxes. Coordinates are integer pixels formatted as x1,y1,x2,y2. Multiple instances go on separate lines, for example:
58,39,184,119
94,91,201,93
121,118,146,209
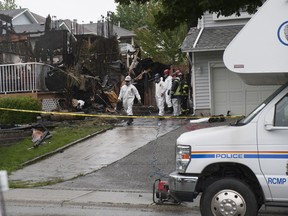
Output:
191,16,204,115
193,16,204,48
191,52,196,115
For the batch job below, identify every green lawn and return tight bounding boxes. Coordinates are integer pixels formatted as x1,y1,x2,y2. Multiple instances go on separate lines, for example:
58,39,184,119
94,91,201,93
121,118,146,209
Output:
0,119,113,173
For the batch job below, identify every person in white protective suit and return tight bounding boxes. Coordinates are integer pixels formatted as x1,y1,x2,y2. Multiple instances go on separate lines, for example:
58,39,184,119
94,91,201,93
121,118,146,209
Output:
154,73,165,117
163,69,173,114
118,75,141,125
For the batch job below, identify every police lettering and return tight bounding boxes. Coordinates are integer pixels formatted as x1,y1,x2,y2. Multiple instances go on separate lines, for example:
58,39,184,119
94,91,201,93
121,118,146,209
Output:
267,178,287,184
215,154,243,159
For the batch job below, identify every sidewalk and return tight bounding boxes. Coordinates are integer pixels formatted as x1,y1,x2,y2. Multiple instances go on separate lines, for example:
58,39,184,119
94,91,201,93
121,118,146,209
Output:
3,188,200,210
4,188,153,207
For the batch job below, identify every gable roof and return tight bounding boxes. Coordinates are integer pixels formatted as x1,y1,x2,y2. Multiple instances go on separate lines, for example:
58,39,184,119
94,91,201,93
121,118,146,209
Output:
0,9,134,40
113,25,135,38
30,12,46,24
181,25,243,52
0,8,26,18
0,8,45,24
14,23,44,34
82,22,135,38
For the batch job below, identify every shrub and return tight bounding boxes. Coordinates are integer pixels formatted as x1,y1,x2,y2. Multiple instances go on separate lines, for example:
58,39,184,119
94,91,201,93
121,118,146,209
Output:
0,96,41,124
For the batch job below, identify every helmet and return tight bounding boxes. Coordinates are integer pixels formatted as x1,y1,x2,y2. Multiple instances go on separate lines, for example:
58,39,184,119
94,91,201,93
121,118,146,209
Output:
164,69,170,75
125,76,131,81
155,73,160,79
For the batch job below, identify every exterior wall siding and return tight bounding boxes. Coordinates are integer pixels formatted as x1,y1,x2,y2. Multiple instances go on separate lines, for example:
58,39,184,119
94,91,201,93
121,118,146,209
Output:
193,51,224,115
13,15,32,25
201,12,252,28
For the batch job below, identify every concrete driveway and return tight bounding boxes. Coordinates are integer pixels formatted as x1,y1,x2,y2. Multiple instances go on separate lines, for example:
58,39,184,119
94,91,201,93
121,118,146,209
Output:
9,118,187,183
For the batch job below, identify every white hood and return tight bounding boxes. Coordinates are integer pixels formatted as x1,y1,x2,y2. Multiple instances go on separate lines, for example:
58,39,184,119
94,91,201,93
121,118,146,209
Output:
177,124,257,147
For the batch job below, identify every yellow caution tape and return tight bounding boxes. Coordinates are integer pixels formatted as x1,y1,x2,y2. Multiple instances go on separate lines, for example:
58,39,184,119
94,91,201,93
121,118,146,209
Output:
0,107,244,120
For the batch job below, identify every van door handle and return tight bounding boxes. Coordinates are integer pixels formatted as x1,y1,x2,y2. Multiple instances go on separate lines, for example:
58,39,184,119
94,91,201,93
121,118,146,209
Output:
264,124,274,131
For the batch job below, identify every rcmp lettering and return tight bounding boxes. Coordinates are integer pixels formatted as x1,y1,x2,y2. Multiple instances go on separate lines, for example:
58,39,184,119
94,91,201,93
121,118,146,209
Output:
267,178,287,185
215,154,243,159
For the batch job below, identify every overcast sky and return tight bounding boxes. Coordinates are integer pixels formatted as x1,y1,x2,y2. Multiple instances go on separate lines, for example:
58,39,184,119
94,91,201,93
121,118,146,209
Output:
15,0,118,23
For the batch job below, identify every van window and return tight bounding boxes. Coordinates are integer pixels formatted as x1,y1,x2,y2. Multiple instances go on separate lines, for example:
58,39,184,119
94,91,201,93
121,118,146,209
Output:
275,95,288,127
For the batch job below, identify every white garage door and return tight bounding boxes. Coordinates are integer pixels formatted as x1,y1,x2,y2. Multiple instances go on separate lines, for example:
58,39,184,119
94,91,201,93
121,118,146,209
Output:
212,67,279,116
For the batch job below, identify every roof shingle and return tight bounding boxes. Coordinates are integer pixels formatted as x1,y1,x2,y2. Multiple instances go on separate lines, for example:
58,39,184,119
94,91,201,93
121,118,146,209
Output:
181,25,244,52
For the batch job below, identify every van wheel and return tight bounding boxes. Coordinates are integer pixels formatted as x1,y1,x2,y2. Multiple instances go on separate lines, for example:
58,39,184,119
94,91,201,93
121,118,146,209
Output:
200,178,258,216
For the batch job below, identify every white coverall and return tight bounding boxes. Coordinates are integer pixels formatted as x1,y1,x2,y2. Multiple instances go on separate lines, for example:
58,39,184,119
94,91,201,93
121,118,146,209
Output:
118,83,141,116
164,75,172,108
155,77,165,116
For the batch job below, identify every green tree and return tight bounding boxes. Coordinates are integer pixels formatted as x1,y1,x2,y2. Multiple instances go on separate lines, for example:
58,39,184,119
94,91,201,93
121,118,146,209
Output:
115,0,264,29
134,2,187,65
0,0,17,10
111,2,148,30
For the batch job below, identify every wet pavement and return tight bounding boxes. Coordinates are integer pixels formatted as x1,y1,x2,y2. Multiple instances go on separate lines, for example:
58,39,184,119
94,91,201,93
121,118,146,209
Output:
4,117,201,213
4,117,288,215
9,118,188,183
4,117,242,213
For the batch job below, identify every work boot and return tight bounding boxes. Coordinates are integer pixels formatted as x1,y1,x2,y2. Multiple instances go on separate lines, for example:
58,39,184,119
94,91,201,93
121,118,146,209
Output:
127,118,133,125
167,107,173,114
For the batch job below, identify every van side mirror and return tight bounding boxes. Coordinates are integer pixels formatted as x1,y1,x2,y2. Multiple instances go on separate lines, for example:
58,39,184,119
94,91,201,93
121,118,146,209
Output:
264,107,275,131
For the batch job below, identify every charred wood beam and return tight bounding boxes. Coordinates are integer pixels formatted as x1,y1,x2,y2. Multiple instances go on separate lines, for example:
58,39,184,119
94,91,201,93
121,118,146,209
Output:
0,34,28,43
0,14,12,23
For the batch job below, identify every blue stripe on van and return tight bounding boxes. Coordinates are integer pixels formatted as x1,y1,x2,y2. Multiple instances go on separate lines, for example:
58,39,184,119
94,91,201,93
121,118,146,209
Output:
191,154,288,159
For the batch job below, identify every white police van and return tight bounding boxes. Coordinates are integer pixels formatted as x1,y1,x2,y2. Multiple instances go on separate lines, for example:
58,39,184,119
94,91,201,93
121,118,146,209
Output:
168,0,288,215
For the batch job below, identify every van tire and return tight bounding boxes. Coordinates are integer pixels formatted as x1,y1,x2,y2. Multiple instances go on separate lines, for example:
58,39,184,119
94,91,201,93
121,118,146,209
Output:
200,178,258,216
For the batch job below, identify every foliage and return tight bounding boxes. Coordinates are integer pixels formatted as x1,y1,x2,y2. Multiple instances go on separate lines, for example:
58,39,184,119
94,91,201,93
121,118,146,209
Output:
111,2,149,30
0,0,17,10
0,96,41,124
134,1,187,65
115,0,264,30
113,1,187,65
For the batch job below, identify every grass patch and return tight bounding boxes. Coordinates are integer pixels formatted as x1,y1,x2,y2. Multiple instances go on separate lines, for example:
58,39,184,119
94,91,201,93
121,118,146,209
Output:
9,178,65,188
0,118,114,173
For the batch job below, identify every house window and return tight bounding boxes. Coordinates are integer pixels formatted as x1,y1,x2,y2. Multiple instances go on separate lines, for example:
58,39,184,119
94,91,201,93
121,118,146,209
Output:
275,95,288,127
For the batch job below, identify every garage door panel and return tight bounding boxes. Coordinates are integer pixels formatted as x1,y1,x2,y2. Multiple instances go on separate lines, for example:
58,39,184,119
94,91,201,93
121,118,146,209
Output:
229,105,244,115
245,91,259,102
228,74,243,90
214,104,227,113
214,92,227,102
229,92,243,102
260,90,276,101
212,67,279,116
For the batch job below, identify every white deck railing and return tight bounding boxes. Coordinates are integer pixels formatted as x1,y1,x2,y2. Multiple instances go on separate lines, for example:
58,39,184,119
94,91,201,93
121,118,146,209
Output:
0,62,53,93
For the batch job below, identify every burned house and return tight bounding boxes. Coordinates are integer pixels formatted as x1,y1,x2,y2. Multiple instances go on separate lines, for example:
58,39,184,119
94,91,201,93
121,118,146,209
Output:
0,9,133,113
0,8,171,115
